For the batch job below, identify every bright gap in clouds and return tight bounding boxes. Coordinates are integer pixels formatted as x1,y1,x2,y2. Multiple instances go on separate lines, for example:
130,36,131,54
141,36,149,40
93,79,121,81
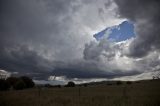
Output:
94,21,135,42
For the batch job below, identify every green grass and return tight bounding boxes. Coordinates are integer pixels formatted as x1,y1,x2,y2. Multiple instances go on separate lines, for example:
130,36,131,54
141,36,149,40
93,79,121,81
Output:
0,80,160,106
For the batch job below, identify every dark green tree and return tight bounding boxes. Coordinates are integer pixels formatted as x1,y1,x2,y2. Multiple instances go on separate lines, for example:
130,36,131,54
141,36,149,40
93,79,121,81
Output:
66,81,75,87
13,79,26,90
6,77,19,86
20,76,35,88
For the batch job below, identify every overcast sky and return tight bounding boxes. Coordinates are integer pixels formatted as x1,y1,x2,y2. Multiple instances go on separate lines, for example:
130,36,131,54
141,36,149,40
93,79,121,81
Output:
0,0,160,83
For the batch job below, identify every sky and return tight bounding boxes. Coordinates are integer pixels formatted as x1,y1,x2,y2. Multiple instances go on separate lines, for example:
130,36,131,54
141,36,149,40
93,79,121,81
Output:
0,0,160,84
94,20,135,42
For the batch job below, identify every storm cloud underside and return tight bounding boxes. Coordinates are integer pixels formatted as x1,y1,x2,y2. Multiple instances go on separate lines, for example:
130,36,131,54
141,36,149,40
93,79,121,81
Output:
0,0,160,82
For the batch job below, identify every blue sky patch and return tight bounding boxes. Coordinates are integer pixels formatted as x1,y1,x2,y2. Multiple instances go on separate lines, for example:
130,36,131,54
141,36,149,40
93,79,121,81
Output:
93,21,135,42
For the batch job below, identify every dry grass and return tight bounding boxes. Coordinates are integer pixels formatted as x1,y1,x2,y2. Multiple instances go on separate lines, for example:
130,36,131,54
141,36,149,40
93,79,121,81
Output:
0,80,160,106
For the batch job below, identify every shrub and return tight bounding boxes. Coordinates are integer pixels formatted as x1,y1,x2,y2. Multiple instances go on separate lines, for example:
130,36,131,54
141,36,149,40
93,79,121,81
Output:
83,83,87,87
13,79,26,90
107,83,112,86
66,81,75,87
135,81,140,83
45,84,52,88
116,81,122,85
53,85,61,88
126,81,132,85
0,79,10,91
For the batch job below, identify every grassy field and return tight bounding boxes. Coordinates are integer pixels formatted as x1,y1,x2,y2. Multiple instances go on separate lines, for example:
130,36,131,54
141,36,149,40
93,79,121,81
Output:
0,80,160,106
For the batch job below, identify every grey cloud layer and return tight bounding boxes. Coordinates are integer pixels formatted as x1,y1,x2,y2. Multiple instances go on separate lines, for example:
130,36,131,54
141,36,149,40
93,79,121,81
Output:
0,0,127,79
1,0,159,80
114,0,160,57
83,0,160,80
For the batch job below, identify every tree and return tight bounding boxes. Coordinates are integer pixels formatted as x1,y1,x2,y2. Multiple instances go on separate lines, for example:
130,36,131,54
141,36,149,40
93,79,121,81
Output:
6,77,19,87
66,81,75,87
6,76,35,90
0,79,10,91
13,79,26,90
20,76,35,88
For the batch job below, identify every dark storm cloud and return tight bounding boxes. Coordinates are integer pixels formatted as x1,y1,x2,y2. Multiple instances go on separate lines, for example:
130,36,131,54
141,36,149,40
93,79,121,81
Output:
0,0,74,46
0,0,139,80
52,68,140,79
0,0,76,79
51,60,140,79
0,45,53,79
114,0,160,57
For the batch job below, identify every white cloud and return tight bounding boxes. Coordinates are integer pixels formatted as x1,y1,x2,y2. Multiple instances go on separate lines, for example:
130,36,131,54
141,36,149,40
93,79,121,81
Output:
113,71,159,81
48,76,66,82
0,69,11,79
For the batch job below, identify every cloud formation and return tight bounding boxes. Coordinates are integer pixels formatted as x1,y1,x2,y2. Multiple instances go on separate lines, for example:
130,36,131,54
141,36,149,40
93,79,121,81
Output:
83,0,160,79
0,0,125,80
0,0,160,82
114,0,160,57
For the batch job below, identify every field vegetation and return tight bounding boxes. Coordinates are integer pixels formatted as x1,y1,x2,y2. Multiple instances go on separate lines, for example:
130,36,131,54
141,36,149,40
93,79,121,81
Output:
0,79,160,106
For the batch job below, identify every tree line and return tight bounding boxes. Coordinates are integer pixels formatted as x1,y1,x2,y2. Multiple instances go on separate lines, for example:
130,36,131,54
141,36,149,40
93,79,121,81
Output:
0,76,35,91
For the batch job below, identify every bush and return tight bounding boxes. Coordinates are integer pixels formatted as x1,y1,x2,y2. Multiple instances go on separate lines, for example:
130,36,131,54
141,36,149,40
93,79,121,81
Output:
66,81,75,87
135,81,140,83
20,76,35,88
116,81,122,85
13,80,26,90
83,83,88,87
107,83,112,86
126,81,132,85
45,84,52,88
53,85,61,88
0,79,10,91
